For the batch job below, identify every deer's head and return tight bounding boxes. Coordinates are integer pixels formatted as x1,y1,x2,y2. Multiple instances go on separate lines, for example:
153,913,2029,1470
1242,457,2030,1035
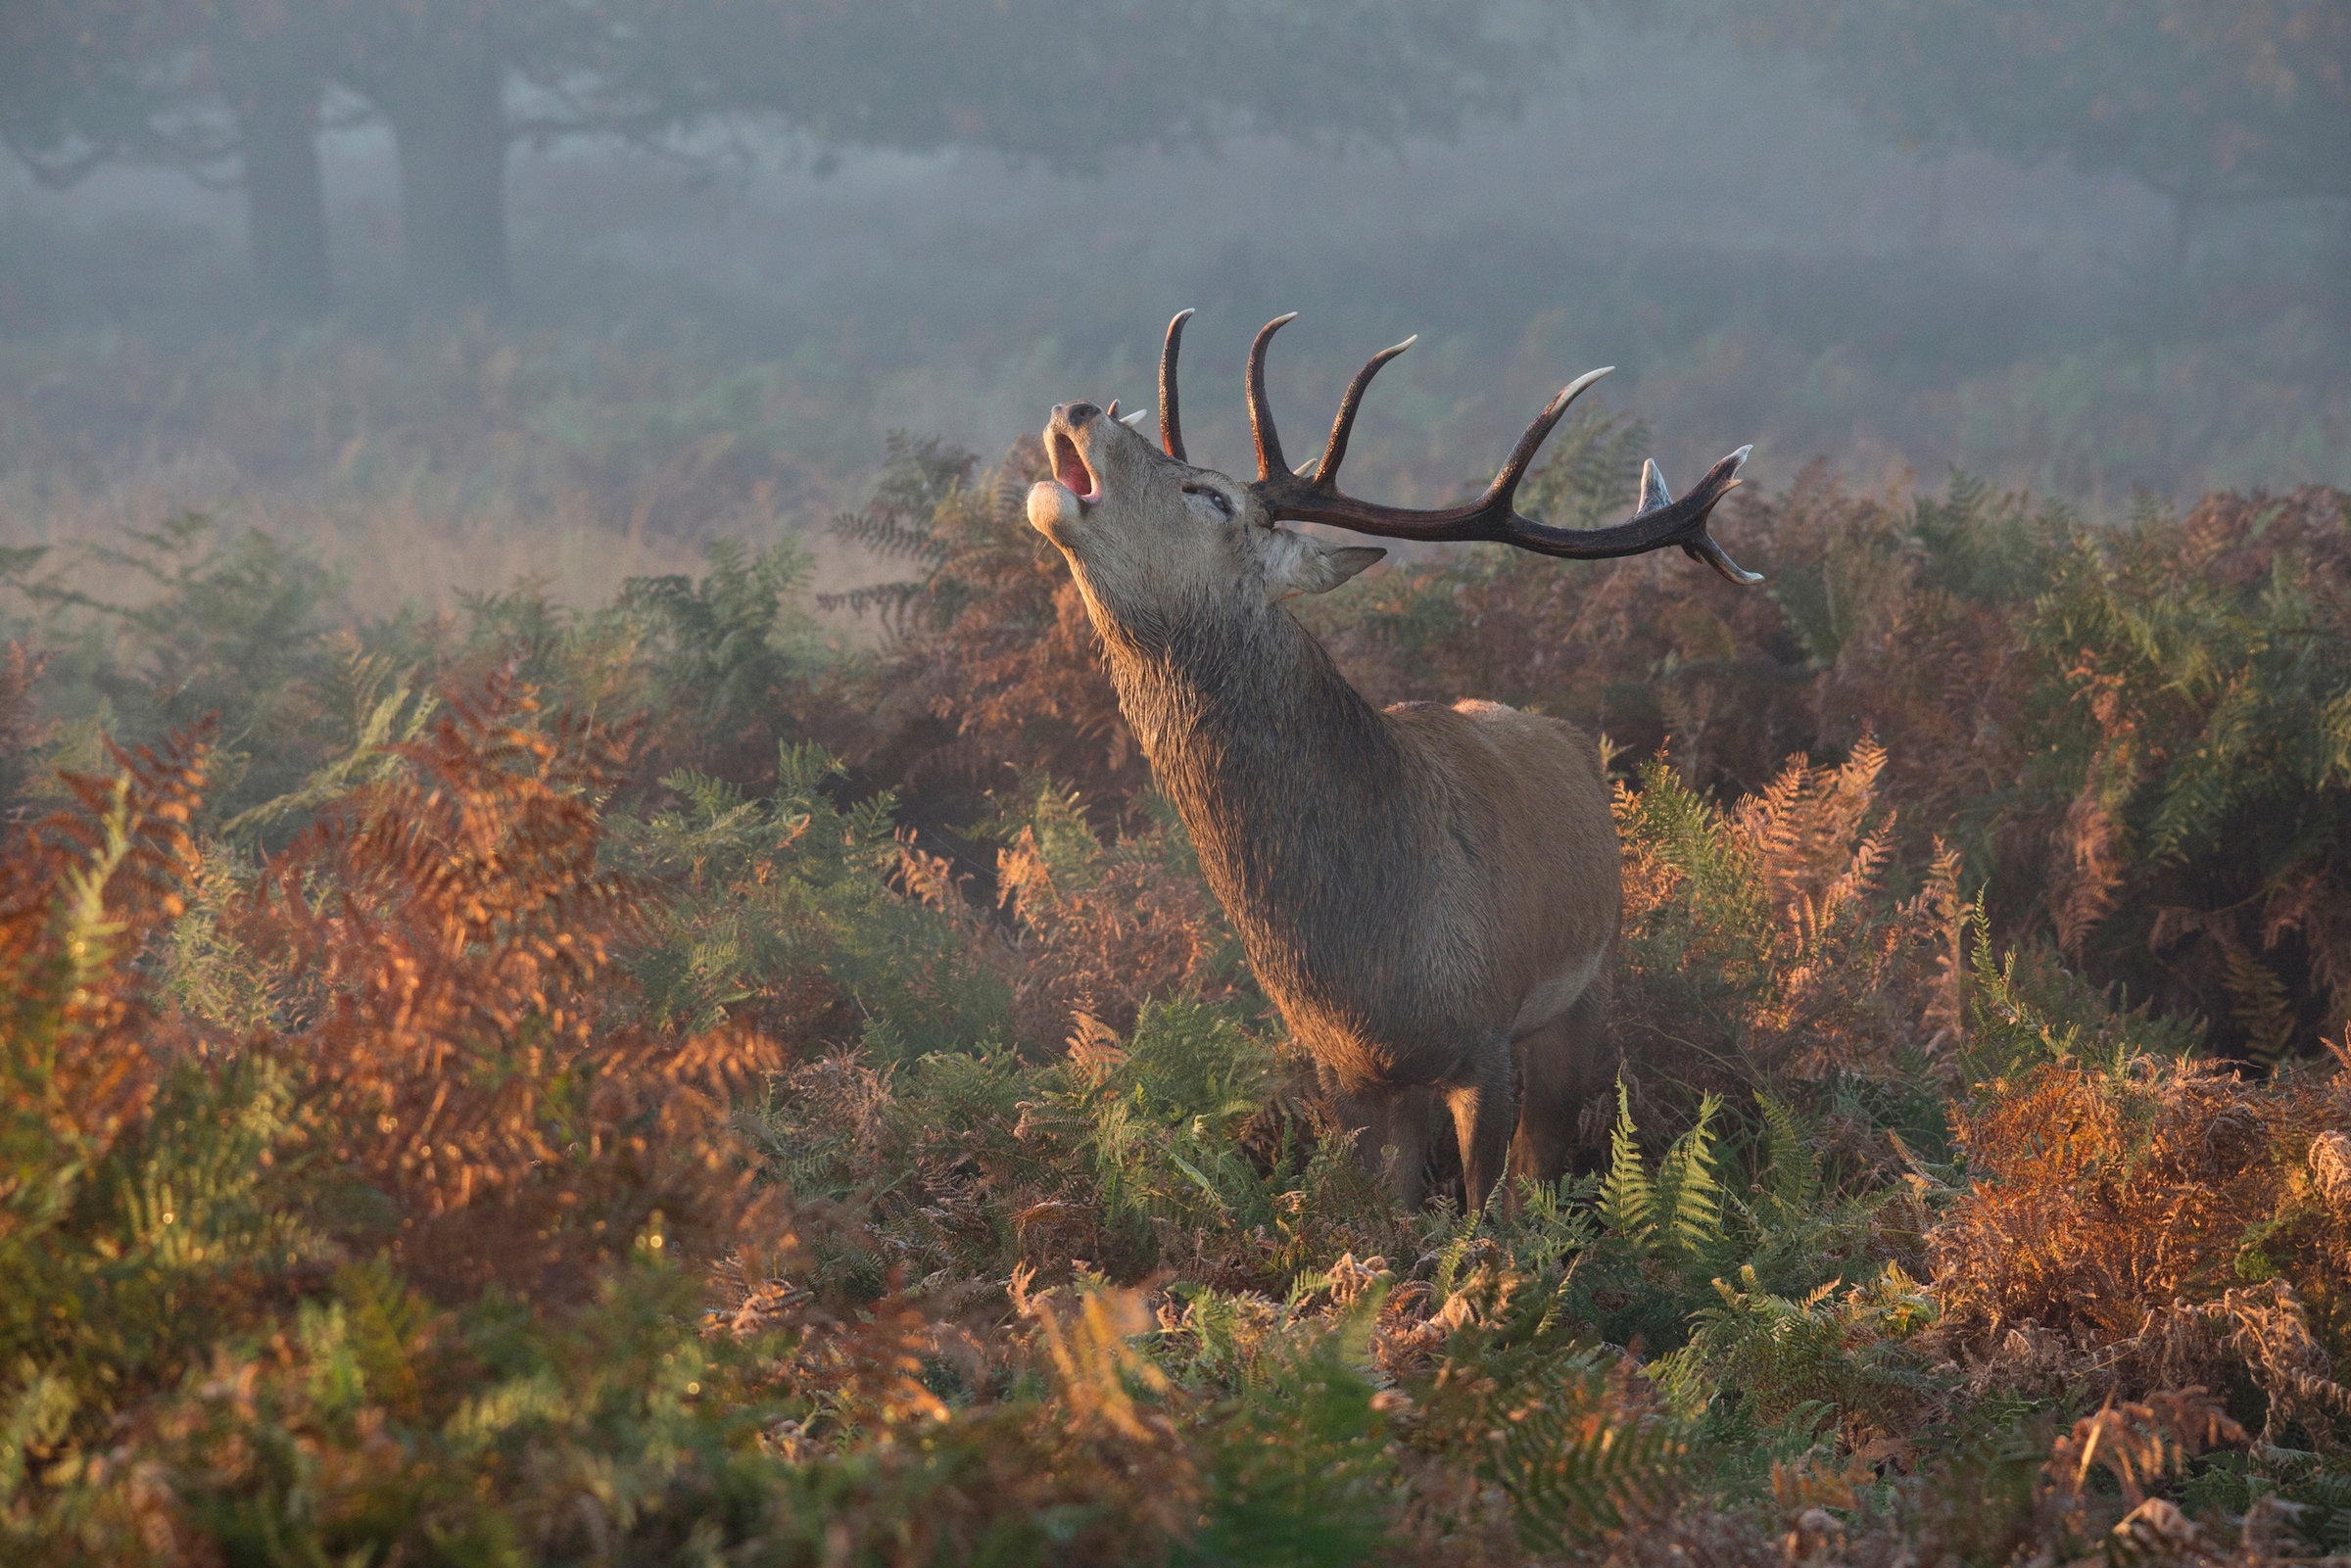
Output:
1029,395,1385,624
1030,309,1763,632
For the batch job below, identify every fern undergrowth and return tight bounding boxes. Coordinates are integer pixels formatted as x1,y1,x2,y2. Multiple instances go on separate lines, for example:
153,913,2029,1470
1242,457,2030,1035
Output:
1,442,2346,1563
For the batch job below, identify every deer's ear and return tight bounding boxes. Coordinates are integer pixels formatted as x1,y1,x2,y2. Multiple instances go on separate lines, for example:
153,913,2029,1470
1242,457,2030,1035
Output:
1266,531,1385,599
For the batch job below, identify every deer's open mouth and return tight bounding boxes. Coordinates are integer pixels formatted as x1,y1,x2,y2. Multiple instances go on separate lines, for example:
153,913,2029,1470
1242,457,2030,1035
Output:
1049,431,1099,502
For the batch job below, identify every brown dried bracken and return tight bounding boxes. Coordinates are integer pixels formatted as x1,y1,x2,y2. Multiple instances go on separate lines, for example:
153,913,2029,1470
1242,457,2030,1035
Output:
1924,1050,2351,1423
2312,1128,2351,1218
225,670,786,1297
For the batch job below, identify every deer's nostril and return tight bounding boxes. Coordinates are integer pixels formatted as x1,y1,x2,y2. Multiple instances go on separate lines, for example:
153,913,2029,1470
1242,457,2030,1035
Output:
1061,402,1102,427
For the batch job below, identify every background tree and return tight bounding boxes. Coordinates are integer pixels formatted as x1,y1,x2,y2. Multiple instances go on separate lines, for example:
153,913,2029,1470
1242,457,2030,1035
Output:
1706,0,2351,252
326,0,1566,311
0,0,338,316
4,0,1563,316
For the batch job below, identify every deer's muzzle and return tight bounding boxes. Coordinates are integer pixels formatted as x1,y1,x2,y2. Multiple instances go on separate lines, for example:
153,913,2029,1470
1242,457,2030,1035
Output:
1047,404,1100,502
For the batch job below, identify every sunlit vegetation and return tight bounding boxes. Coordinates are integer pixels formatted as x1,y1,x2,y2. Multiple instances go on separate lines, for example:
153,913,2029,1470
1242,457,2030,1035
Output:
2,431,2348,1563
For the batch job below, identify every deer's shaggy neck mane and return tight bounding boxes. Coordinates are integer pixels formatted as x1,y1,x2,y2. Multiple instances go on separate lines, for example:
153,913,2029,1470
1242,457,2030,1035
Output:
1093,593,1418,1021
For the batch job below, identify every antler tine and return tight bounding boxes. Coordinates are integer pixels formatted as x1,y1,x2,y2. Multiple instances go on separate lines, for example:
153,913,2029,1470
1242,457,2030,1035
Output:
1479,367,1613,507
1159,308,1195,461
1672,448,1763,583
1243,345,1763,584
1311,336,1416,491
1246,312,1299,480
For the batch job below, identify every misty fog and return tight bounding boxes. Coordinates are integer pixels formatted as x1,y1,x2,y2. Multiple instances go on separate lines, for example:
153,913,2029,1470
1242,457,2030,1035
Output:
2,15,2343,614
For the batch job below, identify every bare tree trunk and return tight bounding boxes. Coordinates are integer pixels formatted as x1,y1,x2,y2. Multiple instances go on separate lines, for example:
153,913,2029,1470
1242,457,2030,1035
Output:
380,53,510,313
232,71,333,318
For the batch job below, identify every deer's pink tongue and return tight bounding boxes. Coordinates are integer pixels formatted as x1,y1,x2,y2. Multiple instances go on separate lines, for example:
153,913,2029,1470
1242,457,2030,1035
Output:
1052,435,1095,499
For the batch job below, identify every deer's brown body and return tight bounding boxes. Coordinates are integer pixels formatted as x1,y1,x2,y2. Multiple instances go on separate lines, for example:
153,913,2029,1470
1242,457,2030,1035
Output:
1031,312,1757,1208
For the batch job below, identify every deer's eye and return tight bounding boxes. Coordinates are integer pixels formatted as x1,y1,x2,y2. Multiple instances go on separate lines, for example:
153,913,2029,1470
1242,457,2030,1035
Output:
1180,483,1234,519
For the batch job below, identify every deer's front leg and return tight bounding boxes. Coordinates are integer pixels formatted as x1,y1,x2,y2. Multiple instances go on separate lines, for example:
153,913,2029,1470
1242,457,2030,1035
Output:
1445,1038,1516,1212
1325,1075,1435,1210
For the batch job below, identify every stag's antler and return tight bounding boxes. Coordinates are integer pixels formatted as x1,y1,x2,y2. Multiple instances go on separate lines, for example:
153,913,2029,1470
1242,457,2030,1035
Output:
1158,308,1195,461
1158,311,1762,584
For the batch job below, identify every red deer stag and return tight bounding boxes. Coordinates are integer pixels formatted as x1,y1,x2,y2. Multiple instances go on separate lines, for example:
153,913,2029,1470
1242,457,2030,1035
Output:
1028,310,1761,1210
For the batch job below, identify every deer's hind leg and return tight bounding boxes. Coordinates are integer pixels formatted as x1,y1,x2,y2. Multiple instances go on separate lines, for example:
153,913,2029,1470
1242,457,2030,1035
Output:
1511,968,1614,1192
1444,1034,1516,1213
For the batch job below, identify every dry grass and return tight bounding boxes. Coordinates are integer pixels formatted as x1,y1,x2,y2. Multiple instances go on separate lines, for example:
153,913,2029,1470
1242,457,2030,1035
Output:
1,474,723,624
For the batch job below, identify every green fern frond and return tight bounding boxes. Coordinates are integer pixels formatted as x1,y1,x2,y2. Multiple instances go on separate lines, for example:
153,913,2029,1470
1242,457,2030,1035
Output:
2221,944,2297,1068
1596,1076,1654,1248
1511,1169,1601,1273
219,680,436,840
1430,1205,1492,1299
59,773,134,997
1755,1092,1823,1212
1655,1093,1724,1262
2319,687,2351,784
773,740,846,800
1495,1368,1693,1550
